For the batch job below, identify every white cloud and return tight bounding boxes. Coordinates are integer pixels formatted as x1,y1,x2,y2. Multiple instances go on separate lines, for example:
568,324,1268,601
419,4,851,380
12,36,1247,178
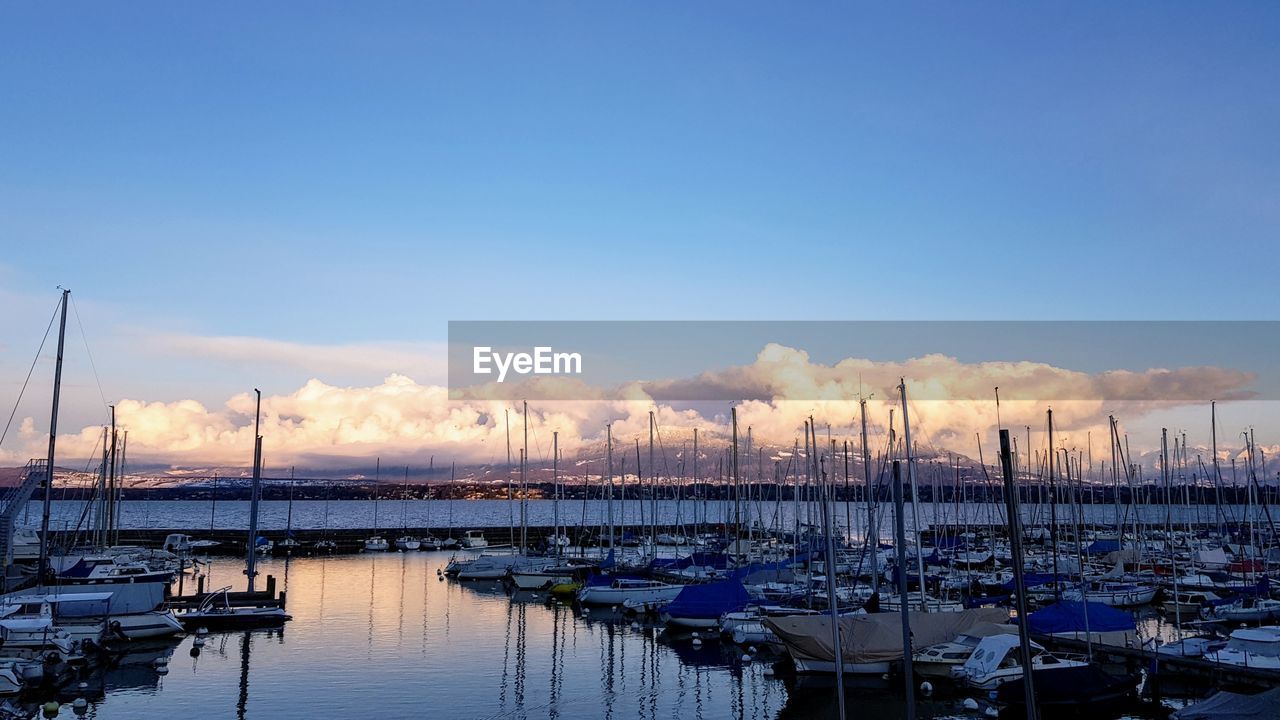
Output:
2,344,1267,475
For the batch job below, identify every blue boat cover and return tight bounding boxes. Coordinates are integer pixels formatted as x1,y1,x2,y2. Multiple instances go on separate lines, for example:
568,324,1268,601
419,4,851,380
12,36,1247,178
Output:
1001,572,1070,591
1028,600,1135,634
1084,540,1121,555
663,580,752,620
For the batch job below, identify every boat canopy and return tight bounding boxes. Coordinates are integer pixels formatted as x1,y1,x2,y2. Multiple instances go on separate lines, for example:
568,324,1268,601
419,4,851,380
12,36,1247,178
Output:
960,634,1044,677
764,607,1008,665
1000,572,1071,591
1084,540,1122,555
663,580,752,620
1028,600,1135,634
1171,688,1280,719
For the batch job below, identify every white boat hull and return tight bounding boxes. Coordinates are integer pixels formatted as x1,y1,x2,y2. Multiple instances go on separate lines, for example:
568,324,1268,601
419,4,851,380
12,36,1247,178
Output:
577,584,683,607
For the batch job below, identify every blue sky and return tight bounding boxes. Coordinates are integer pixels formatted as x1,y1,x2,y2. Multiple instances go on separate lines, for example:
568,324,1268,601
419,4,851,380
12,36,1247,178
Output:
1,3,1278,465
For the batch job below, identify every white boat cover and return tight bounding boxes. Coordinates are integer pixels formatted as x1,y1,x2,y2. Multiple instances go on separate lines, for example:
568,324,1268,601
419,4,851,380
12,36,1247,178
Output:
1196,548,1230,569
960,634,1043,677
764,608,1008,665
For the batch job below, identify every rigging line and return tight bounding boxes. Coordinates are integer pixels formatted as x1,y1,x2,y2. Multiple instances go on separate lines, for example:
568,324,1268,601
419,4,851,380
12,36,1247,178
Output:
69,293,111,416
0,297,60,451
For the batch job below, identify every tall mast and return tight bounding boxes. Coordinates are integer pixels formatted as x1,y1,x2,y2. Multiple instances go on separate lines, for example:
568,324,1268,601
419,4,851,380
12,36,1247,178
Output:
521,400,528,554
860,398,877,593
898,379,927,607
649,411,656,550
606,424,614,550
114,430,127,546
692,429,698,538
552,431,560,560
372,457,380,532
96,426,108,549
1048,408,1059,598
506,409,514,551
106,404,118,545
732,407,740,550
814,417,846,713
245,388,263,592
38,288,70,584
1211,401,1223,533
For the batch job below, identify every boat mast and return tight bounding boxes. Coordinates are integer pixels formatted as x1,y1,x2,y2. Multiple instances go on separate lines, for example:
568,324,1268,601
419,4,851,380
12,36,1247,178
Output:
38,288,70,585
288,466,296,538
813,418,846,716
860,397,877,594
898,379,927,607
998,429,1039,720
106,404,118,547
552,431,560,560
521,400,528,554
649,411,656,551
891,459,916,720
372,457,380,533
1211,401,1223,534
245,388,263,592
96,426,108,549
606,424,614,551
1048,408,1060,599
732,407,740,552
506,409,514,552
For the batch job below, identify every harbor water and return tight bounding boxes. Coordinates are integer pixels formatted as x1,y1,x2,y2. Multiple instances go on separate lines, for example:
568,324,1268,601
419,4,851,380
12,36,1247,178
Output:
29,552,986,720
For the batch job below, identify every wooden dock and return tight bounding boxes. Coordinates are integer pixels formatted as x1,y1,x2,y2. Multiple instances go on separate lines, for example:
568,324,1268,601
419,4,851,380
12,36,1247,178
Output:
168,574,287,610
1039,635,1280,690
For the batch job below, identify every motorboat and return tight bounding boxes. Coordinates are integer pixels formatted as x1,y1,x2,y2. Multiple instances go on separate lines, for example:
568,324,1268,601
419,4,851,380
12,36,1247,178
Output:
1203,626,1280,669
1160,590,1221,617
960,634,1088,690
454,555,554,581
1200,596,1280,623
461,531,489,549
912,623,1017,679
175,587,291,630
0,584,183,641
53,556,176,586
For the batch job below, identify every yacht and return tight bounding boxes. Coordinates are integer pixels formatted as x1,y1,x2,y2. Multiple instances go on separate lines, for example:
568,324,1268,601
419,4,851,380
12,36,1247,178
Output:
1203,626,1280,669
364,536,390,552
0,585,182,641
961,634,1088,690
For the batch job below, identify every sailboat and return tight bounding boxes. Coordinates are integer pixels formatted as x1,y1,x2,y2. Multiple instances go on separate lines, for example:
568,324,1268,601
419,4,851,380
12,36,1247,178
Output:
364,458,389,551
176,389,291,629
420,457,442,550
396,466,421,550
440,462,460,550
314,479,337,553
278,467,303,554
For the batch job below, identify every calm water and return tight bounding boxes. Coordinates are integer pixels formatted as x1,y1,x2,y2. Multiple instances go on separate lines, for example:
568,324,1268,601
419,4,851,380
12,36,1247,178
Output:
23,552,986,720
19,499,1253,537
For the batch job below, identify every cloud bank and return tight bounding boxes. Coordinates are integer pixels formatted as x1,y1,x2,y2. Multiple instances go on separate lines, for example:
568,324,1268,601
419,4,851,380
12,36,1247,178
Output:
0,344,1265,476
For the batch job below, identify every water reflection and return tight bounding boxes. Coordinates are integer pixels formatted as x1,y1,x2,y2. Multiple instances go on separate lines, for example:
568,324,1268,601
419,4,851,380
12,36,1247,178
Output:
5,551,1188,719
